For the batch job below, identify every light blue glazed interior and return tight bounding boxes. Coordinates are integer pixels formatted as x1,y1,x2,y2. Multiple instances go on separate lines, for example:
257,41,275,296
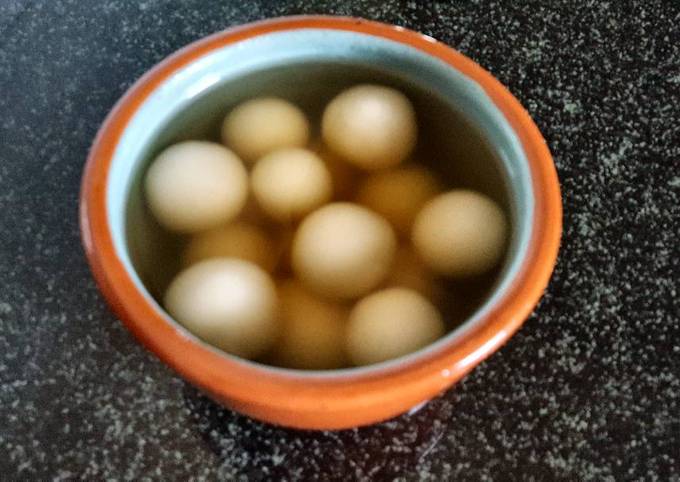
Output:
106,29,534,374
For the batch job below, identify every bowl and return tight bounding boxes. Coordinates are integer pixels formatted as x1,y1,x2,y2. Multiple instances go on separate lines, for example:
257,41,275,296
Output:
80,16,561,430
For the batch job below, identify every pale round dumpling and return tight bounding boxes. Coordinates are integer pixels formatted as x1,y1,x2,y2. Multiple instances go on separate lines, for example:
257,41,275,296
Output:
412,190,508,277
222,97,309,163
182,222,279,271
292,203,397,299
164,259,278,359
356,165,440,235
251,148,332,222
144,141,248,233
273,280,347,370
346,287,445,366
322,84,417,170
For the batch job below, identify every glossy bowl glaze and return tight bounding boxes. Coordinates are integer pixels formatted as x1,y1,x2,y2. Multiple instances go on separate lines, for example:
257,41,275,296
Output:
80,16,561,430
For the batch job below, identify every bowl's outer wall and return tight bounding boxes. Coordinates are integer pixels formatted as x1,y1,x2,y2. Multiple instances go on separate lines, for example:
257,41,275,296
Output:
80,16,561,430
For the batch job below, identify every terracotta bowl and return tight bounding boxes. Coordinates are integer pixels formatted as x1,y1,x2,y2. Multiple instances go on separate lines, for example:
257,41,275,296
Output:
80,16,561,430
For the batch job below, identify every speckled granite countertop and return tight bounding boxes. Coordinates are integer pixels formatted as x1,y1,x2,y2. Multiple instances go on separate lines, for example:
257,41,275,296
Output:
1,1,679,480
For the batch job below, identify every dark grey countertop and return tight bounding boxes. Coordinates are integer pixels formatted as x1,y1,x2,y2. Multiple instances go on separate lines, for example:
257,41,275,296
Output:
1,1,679,480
